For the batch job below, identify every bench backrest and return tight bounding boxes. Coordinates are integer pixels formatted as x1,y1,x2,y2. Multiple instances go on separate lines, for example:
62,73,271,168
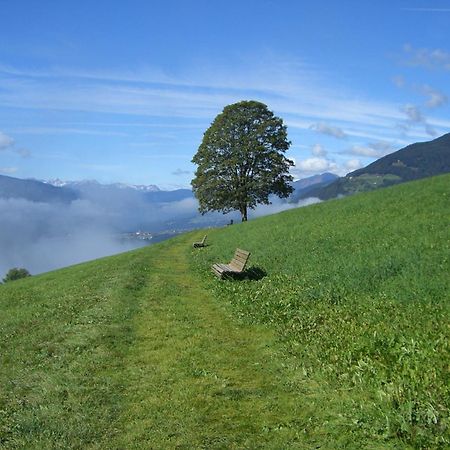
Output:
200,235,207,244
229,248,250,272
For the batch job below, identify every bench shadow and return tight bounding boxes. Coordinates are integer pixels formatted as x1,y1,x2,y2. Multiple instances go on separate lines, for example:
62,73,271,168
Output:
225,266,267,281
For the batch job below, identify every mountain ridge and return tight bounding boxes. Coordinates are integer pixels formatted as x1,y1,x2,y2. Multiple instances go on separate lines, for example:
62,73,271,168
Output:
0,174,78,203
43,178,161,192
300,132,450,200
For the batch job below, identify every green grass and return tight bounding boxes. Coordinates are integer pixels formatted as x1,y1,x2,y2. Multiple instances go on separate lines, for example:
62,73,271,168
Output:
0,235,315,448
0,174,448,448
192,174,450,448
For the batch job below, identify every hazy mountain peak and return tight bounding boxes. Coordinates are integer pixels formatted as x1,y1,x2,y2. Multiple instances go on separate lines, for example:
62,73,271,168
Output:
44,179,160,192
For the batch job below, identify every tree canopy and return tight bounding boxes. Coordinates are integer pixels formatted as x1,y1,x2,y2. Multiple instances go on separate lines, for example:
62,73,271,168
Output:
191,100,294,221
2,267,31,283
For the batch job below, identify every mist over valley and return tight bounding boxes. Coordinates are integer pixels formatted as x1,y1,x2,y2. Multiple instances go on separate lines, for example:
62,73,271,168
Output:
0,175,321,278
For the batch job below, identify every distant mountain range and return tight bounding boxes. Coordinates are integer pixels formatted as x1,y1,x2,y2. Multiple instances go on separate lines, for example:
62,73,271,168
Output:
300,133,450,200
2,132,449,208
0,174,78,203
0,175,193,205
0,173,337,206
289,173,339,202
44,178,160,192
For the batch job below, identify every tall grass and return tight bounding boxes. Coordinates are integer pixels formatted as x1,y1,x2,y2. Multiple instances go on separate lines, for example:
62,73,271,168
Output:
192,174,450,448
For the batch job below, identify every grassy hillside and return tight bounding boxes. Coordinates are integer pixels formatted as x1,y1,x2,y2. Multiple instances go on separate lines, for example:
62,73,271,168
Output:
0,174,448,448
192,174,449,448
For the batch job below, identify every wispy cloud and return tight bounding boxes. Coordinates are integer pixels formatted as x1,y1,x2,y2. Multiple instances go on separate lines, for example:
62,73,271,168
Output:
0,131,14,149
419,84,448,108
344,159,363,172
311,143,327,157
403,44,450,70
402,104,424,122
0,131,31,157
172,168,191,176
10,126,129,137
347,145,381,157
251,196,321,219
368,140,396,154
400,104,438,136
392,75,406,88
401,8,450,12
344,140,394,158
0,58,431,143
0,167,18,174
0,55,447,161
309,122,347,138
392,76,448,110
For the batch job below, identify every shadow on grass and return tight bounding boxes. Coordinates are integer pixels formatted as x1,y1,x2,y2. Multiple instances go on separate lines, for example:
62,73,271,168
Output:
224,266,267,281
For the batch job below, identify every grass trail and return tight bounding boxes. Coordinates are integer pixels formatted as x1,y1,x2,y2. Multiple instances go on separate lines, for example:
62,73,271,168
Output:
1,233,327,449
117,236,309,449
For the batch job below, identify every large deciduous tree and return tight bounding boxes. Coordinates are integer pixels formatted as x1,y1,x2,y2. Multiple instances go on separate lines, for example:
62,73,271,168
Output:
191,100,294,222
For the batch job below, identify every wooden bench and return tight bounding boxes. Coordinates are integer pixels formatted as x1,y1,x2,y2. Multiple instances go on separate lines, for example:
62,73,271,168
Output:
193,235,207,248
212,248,251,278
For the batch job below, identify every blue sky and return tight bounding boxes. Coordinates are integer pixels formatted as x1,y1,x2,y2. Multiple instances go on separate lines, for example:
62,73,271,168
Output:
0,0,449,189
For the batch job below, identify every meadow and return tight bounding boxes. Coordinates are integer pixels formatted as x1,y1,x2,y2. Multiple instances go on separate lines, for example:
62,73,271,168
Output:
192,174,449,448
0,174,448,448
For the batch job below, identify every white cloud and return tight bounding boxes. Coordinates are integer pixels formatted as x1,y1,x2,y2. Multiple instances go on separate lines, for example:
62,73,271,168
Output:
420,84,448,108
311,143,327,157
0,131,14,150
0,131,30,157
348,145,380,157
0,55,447,157
344,159,363,172
400,104,439,137
309,122,347,138
392,77,447,110
251,196,321,218
15,148,31,158
0,59,414,142
293,157,338,175
343,140,394,158
0,167,18,174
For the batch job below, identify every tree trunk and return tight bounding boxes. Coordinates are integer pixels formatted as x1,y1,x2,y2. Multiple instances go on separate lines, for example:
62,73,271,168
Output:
240,206,248,222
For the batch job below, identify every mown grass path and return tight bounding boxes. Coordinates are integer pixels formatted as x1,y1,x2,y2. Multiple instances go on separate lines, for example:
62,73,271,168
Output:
2,232,321,449
116,235,307,449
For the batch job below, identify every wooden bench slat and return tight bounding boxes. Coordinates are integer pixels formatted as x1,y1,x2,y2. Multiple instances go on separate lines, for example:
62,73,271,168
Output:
233,256,248,263
212,248,251,278
230,260,246,268
193,235,207,248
